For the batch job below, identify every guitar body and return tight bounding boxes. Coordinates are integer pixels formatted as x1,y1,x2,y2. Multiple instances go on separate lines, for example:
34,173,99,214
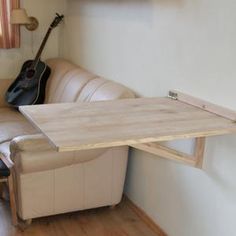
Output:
5,13,63,108
5,60,51,107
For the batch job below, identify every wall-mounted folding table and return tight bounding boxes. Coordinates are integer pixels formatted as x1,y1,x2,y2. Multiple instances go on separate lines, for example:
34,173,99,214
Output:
19,91,236,169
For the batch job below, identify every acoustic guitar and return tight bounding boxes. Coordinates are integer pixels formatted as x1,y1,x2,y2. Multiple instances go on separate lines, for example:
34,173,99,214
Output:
5,13,64,107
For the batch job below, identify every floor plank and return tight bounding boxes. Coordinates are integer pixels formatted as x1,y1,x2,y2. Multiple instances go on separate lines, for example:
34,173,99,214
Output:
0,198,160,236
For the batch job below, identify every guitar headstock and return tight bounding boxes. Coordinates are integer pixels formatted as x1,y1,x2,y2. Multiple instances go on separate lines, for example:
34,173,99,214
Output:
50,13,64,28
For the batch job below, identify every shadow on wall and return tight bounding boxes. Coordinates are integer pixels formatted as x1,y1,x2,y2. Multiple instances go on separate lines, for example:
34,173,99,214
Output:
204,134,236,201
68,0,153,23
154,0,185,7
125,134,236,236
125,147,200,235
67,0,185,23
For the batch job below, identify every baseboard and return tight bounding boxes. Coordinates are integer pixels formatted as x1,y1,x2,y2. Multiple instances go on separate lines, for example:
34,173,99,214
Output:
124,195,168,236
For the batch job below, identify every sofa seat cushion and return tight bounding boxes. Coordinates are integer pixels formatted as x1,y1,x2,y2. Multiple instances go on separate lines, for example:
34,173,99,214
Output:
0,108,37,144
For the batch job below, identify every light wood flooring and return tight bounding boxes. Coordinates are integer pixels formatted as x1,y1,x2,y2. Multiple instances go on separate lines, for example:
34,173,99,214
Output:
0,198,160,236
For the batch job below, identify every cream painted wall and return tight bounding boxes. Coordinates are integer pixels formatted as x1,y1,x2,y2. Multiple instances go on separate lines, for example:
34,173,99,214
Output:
0,0,66,79
62,1,236,235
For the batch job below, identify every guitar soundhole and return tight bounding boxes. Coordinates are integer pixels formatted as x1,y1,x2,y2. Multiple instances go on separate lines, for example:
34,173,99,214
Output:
26,69,35,79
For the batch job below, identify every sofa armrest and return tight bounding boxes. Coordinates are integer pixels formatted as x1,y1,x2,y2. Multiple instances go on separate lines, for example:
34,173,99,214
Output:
10,134,53,152
10,134,108,174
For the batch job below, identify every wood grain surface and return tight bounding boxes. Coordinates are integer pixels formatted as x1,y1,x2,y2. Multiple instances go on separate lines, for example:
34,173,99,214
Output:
20,97,236,152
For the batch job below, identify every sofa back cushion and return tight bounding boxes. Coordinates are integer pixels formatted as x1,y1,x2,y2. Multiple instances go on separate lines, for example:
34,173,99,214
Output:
76,78,135,102
45,58,134,103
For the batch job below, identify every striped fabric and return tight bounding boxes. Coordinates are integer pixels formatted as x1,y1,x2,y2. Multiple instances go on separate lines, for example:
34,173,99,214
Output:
0,0,19,49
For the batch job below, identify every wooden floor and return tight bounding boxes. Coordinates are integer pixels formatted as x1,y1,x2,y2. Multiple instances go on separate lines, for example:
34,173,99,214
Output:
0,198,160,236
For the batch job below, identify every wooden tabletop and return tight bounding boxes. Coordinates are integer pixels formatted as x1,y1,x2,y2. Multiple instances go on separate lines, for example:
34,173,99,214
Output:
19,97,236,152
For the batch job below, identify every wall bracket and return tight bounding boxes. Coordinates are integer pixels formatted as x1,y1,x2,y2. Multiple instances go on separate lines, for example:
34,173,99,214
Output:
131,90,236,169
131,137,205,168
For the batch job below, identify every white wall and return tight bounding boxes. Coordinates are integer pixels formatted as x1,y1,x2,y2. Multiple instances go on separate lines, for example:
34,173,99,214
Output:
0,0,66,79
65,0,236,235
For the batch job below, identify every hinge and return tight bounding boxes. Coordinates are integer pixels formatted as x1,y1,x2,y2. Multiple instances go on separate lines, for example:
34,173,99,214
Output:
168,91,178,100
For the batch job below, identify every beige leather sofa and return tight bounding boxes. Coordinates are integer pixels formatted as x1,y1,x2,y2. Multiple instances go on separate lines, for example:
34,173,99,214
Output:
0,58,134,221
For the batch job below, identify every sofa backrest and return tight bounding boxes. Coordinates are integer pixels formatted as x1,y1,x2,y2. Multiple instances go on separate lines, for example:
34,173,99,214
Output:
45,58,135,104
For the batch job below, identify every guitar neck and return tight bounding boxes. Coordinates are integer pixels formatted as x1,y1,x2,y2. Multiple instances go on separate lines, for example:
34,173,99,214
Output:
29,14,64,70
30,27,53,69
